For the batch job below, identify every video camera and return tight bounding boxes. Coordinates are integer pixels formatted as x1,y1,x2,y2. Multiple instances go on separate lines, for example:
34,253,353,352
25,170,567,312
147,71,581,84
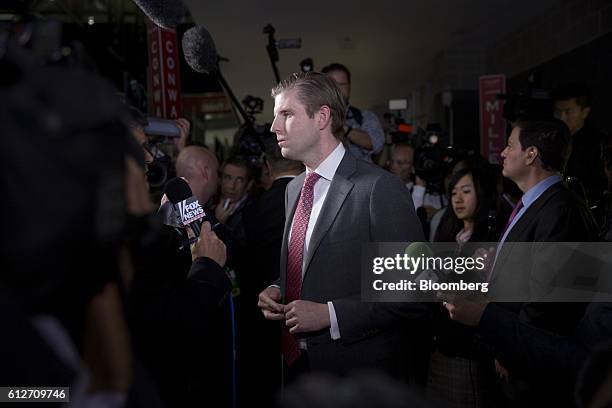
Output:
143,123,179,188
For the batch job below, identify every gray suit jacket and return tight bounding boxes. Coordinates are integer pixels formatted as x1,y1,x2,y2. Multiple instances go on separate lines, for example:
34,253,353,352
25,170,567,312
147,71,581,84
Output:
280,150,428,376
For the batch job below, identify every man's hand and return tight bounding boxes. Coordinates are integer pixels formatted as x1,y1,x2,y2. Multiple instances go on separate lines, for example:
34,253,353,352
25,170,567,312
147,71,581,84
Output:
423,205,438,220
495,359,510,382
284,300,330,334
190,221,226,266
214,198,237,224
258,286,285,321
441,294,488,326
174,118,191,152
415,175,427,187
345,127,373,150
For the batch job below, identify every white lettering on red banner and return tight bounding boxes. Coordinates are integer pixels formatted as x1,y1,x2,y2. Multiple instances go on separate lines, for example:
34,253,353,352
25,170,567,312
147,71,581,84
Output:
479,74,506,164
147,19,183,119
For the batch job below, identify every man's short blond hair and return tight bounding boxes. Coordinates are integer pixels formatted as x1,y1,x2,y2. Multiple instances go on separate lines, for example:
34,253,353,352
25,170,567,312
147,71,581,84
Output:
271,72,346,136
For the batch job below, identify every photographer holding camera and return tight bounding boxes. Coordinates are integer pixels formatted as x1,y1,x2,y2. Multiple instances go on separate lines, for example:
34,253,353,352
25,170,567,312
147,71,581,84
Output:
322,63,385,162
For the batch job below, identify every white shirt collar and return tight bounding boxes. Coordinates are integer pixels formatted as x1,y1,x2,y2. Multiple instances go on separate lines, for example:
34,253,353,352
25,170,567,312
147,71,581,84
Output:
307,143,345,181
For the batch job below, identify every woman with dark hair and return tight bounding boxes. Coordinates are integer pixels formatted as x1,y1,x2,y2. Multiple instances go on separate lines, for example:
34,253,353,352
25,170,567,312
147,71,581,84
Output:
434,167,503,244
427,167,507,408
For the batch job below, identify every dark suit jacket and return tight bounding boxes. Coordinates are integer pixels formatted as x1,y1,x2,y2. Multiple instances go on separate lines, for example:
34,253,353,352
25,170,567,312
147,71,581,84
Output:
490,181,598,331
128,226,233,408
242,177,293,292
488,181,598,406
280,150,428,377
478,302,612,376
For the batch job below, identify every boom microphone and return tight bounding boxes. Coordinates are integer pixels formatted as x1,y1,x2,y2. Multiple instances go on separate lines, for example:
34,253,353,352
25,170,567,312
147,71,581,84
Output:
181,25,251,125
132,0,186,29
182,26,218,74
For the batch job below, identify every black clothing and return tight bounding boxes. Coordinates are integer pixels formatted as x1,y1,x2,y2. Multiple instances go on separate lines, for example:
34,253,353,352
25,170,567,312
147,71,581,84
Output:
128,226,234,407
565,124,607,209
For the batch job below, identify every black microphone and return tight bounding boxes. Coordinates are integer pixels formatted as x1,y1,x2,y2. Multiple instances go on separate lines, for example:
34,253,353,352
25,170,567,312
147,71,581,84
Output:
132,0,186,29
182,26,219,74
164,178,206,236
181,25,251,125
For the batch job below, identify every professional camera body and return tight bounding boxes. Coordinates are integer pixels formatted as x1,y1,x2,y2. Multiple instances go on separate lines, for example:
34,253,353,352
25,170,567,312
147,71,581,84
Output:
231,95,275,177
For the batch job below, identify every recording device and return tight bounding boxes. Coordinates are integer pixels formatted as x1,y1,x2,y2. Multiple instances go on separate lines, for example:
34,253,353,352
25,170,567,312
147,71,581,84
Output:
242,95,263,119
405,242,486,300
164,178,207,236
141,136,174,188
182,25,272,171
405,242,438,287
132,0,186,29
300,58,313,73
414,145,446,191
145,117,180,137
182,25,219,75
182,25,252,127
146,156,171,187
385,99,413,143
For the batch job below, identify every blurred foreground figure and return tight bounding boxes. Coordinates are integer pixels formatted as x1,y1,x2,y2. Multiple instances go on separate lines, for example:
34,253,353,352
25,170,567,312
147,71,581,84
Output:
0,37,137,406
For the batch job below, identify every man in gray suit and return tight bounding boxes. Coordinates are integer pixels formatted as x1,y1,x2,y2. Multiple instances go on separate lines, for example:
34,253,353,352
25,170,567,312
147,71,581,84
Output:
257,72,428,380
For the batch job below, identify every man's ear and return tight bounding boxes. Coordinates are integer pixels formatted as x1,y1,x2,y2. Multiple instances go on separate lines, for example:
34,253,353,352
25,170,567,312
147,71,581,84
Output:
200,163,210,182
580,106,591,121
317,105,332,131
525,146,539,165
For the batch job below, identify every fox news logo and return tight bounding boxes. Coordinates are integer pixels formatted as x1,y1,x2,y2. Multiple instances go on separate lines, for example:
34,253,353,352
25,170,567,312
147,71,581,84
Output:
177,197,205,225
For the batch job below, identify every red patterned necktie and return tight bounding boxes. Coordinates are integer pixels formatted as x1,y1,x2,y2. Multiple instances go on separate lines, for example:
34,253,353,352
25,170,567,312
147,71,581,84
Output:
282,172,321,366
501,197,524,237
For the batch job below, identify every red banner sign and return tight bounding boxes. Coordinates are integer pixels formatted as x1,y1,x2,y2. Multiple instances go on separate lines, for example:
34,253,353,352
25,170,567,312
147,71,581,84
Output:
147,20,182,118
479,74,506,164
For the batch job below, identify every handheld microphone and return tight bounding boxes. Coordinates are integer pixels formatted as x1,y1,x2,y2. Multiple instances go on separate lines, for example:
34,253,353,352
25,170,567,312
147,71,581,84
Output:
158,200,182,228
404,242,441,284
164,178,206,236
132,0,186,29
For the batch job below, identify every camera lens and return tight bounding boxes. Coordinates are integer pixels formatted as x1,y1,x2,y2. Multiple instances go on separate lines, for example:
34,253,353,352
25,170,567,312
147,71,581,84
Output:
146,161,168,188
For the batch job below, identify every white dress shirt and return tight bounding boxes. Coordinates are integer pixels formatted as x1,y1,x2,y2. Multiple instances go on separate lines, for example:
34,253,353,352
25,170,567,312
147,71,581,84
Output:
288,142,346,342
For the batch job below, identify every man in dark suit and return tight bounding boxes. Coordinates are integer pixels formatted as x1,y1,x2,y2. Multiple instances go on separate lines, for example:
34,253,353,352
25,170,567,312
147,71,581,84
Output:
237,142,302,402
444,299,612,407
242,143,304,298
257,72,427,382
446,118,598,407
490,119,597,326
